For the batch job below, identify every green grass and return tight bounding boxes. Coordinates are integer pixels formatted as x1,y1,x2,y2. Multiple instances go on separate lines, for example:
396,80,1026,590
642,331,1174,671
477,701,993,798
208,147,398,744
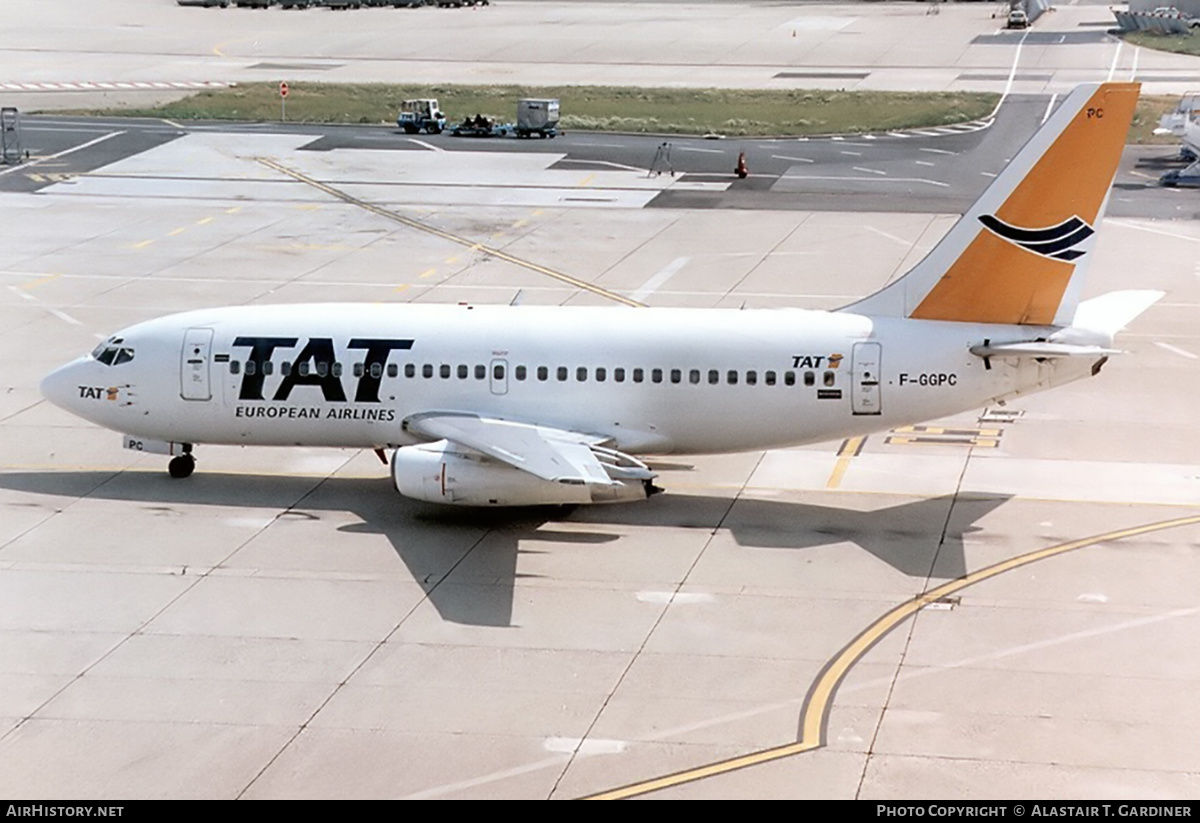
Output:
1131,95,1189,144
74,83,1000,137
1123,29,1200,57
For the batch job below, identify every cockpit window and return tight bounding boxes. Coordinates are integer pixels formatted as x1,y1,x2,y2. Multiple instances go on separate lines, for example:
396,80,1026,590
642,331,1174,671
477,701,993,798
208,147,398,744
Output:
90,343,135,366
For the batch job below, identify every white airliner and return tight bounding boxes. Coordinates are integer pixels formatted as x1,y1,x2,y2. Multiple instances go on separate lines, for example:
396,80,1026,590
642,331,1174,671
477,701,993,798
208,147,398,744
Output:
41,83,1161,506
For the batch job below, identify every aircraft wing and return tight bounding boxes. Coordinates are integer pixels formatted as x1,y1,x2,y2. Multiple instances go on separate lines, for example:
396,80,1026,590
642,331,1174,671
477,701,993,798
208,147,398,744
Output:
404,412,617,486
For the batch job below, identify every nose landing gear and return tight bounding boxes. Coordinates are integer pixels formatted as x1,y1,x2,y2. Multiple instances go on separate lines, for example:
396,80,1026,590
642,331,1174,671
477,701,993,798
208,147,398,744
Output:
167,445,195,479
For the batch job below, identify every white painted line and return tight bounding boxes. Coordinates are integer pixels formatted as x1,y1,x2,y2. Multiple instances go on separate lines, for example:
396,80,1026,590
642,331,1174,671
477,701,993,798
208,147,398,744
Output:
840,150,863,157
781,175,949,187
865,226,913,246
1042,93,1059,125
1155,341,1199,359
544,737,627,755
0,129,124,177
994,29,1028,118
1130,41,1140,82
636,590,714,605
981,171,998,178
556,158,646,173
49,309,82,326
406,138,443,153
1107,38,1123,82
920,147,956,156
630,257,690,302
915,160,935,167
771,155,814,163
1109,218,1200,243
674,146,725,154
7,286,36,302
887,131,910,138
852,166,887,176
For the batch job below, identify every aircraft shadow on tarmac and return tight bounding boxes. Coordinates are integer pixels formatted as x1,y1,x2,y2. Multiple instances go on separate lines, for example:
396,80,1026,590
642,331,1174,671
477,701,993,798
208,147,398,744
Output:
0,470,1010,627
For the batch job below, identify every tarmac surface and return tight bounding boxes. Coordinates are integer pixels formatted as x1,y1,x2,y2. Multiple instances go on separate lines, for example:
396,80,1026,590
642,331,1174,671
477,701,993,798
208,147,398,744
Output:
2,0,1200,802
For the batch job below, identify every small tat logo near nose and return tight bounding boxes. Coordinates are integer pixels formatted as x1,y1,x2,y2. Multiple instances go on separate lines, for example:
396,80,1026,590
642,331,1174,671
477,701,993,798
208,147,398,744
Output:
978,214,1095,261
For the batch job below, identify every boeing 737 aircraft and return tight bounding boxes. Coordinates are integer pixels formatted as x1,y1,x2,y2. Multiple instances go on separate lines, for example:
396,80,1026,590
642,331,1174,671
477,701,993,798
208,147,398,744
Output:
41,83,1161,506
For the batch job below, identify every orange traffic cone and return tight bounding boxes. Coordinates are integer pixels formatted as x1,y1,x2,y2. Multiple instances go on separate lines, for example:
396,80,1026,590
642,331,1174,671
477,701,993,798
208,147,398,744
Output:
735,151,749,179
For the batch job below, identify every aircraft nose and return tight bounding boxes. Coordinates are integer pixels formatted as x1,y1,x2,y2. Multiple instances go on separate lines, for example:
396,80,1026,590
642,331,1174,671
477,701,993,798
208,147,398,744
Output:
40,358,85,411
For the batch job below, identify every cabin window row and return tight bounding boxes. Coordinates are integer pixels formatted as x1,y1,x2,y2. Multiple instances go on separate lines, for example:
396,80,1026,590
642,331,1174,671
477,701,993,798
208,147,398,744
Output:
229,360,837,387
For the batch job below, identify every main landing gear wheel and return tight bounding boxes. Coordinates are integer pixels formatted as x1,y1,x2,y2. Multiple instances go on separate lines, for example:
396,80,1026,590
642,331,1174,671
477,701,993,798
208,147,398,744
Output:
168,453,195,479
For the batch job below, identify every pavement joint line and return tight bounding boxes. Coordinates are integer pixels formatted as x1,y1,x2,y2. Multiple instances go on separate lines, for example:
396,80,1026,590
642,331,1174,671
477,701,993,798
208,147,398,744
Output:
255,156,645,308
583,513,1200,800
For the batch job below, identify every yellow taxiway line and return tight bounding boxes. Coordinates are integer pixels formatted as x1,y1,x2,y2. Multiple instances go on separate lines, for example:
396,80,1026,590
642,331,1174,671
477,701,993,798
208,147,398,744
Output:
256,157,644,308
585,513,1200,799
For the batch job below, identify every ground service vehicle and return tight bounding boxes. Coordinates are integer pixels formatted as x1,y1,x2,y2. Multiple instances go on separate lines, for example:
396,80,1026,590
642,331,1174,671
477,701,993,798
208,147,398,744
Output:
397,99,446,134
516,98,560,139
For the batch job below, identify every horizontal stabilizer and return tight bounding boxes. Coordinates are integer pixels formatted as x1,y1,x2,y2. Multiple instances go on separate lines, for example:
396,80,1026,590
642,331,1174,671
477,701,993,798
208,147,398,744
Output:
970,341,1120,359
1071,289,1165,336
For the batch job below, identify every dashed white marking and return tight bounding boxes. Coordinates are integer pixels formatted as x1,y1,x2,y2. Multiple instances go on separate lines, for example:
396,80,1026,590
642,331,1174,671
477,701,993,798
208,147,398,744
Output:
674,146,724,154
636,590,714,605
1077,593,1109,603
1155,341,1199,359
630,257,690,302
919,147,957,156
981,171,998,178
406,138,443,153
915,160,935,167
772,155,814,163
1042,92,1059,125
840,150,863,157
852,166,887,176
544,737,627,755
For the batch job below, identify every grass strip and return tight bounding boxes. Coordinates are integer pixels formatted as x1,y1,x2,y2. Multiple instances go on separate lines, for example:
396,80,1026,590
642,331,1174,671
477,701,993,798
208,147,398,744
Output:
74,83,999,137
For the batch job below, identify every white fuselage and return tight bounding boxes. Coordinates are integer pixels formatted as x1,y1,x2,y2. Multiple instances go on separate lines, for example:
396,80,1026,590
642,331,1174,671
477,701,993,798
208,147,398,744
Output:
41,303,1094,456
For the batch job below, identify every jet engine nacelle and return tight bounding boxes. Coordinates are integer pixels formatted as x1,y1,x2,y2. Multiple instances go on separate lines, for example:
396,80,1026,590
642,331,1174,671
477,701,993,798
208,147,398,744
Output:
391,440,651,507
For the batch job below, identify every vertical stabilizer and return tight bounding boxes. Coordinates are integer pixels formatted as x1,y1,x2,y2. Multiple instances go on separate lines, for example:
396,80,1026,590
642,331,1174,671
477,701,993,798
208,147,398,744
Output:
844,83,1139,326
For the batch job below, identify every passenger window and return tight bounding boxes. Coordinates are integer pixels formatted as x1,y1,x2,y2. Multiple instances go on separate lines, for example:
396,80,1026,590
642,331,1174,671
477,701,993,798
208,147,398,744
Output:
595,367,606,382
494,364,505,380
652,368,663,384
457,364,468,379
404,363,415,378
708,369,719,385
245,360,256,377
824,371,835,387
230,361,240,375
633,368,644,383
689,369,700,385
422,364,433,378
298,362,310,377
727,370,738,385
353,363,364,378
537,366,548,381
440,364,451,379
746,370,757,386
614,367,625,383
475,364,486,380
282,362,292,376
263,361,274,376
332,363,342,378
371,362,383,379
557,367,568,382
316,362,328,378
516,365,527,381
576,367,587,382
670,369,681,384
804,371,815,387
785,371,796,386
387,363,397,378
765,370,776,386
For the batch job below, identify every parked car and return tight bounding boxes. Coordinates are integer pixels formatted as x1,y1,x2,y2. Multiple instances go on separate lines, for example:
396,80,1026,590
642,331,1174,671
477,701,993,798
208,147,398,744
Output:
1007,8,1029,28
